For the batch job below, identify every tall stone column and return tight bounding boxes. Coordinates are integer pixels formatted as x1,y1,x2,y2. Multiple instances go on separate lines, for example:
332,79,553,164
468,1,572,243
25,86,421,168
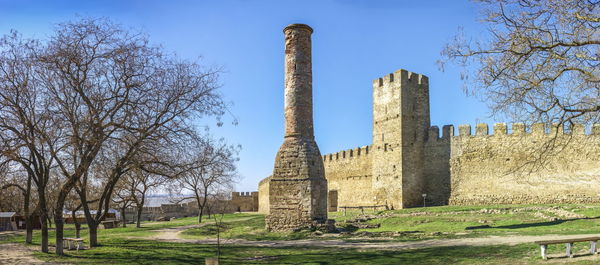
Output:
266,24,329,232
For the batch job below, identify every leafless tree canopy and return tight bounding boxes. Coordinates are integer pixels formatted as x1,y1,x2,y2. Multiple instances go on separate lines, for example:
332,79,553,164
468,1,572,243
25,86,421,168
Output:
173,137,238,223
441,0,599,126
0,18,228,254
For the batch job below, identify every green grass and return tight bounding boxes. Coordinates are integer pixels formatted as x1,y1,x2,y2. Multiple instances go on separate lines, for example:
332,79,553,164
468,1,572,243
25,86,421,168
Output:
30,238,600,264
29,238,554,265
0,214,248,245
5,205,600,264
183,204,600,243
331,204,600,241
181,213,311,241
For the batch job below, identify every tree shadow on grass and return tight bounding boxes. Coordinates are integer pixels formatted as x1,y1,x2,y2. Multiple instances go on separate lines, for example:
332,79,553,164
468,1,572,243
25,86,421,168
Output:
54,239,536,264
467,216,600,230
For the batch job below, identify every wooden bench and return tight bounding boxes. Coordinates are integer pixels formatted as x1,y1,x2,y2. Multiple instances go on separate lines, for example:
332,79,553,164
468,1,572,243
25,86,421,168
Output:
101,220,118,229
535,237,600,259
63,237,84,251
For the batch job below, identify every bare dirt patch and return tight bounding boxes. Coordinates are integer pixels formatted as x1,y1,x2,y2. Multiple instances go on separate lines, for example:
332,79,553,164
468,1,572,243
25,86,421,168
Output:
0,243,61,265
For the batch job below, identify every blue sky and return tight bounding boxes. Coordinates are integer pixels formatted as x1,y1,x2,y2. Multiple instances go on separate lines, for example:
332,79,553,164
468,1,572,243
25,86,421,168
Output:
0,0,494,192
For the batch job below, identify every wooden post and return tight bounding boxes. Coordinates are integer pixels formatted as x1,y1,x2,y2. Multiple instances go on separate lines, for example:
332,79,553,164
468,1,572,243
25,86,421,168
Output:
591,241,597,254
566,243,573,258
541,244,547,260
205,257,219,265
343,207,346,217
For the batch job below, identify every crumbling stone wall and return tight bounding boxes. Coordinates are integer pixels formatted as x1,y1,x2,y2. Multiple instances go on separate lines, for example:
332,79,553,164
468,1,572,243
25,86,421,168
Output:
265,24,328,231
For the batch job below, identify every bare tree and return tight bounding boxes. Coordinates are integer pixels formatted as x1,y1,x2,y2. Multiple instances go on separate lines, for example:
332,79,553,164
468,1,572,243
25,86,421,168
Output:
0,17,226,254
211,191,233,263
0,31,58,252
112,179,134,228
440,0,599,126
175,138,238,223
122,167,167,228
0,162,39,244
64,191,83,238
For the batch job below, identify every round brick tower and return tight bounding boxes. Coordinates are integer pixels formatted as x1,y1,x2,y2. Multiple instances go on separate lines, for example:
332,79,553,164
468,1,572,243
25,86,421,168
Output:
265,24,329,231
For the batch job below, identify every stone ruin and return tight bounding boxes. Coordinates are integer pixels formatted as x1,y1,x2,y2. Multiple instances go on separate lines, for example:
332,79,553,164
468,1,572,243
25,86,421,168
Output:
265,24,331,232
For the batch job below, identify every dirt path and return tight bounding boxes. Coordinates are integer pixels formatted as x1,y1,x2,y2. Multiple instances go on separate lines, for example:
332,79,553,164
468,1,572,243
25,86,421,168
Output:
153,229,600,250
0,243,60,265
149,216,256,241
151,223,205,240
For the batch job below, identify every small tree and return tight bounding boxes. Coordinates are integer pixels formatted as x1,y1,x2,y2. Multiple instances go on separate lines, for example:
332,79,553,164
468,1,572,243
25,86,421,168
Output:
112,180,134,228
175,138,237,223
124,168,167,228
211,192,232,263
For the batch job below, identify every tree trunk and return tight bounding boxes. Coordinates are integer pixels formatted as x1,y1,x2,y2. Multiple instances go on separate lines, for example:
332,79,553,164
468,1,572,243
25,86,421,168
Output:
120,207,127,228
25,215,33,244
54,208,65,255
197,203,205,223
88,223,98,247
40,214,48,253
71,210,81,238
78,188,100,247
196,192,207,224
24,174,32,244
136,206,143,228
38,191,49,253
54,189,71,256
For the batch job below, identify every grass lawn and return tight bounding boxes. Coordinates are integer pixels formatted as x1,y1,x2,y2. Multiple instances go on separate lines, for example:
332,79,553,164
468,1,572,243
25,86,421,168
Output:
4,204,600,264
183,204,600,242
180,213,312,241
32,238,546,265
0,213,248,245
333,204,600,240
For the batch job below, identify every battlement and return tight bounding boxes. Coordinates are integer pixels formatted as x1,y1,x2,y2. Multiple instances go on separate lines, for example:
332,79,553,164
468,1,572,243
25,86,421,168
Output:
427,123,600,140
372,69,429,89
232,191,258,197
427,125,456,141
322,145,371,162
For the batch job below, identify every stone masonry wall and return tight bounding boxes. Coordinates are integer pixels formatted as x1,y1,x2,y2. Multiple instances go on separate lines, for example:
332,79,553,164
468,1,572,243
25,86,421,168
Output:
231,192,259,212
266,24,328,231
258,176,270,214
424,125,452,206
370,72,403,209
447,123,600,205
322,146,373,209
258,66,600,211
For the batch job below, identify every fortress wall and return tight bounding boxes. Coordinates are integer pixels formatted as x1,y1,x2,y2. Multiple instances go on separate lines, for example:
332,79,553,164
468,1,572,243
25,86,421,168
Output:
449,123,600,205
323,145,374,208
231,192,259,212
424,126,452,206
258,176,270,214
371,72,403,208
370,69,430,208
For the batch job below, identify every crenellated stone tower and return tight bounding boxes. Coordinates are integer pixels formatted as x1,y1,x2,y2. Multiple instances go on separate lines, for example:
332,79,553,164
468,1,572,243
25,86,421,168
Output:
265,24,328,231
371,70,430,209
